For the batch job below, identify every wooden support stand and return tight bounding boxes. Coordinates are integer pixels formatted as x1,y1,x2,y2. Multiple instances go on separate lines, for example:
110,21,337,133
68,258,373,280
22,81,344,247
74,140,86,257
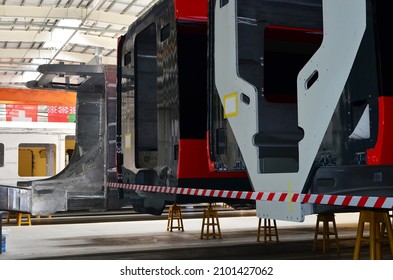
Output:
200,204,222,239
166,204,184,232
353,210,393,260
313,213,340,254
257,218,279,242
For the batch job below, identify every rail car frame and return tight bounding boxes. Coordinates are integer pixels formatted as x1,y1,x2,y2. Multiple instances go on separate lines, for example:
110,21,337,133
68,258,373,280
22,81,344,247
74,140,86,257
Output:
213,0,393,221
116,0,253,214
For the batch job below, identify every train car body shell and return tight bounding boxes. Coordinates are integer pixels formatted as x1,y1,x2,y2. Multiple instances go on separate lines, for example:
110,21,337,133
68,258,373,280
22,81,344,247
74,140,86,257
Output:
117,0,252,214
213,0,393,221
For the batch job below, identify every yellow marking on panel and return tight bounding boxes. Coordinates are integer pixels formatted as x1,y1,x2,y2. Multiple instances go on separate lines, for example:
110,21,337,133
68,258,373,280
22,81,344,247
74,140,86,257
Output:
288,181,293,214
224,92,238,118
124,133,132,151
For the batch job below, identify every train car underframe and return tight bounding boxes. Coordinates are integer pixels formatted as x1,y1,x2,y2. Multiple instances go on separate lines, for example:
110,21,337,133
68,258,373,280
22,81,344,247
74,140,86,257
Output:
0,64,118,215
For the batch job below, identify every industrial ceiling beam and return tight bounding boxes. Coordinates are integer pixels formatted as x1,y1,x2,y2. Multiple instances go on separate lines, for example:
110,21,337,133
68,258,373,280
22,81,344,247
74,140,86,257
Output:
0,31,118,49
0,48,116,64
0,0,159,88
0,6,137,26
0,21,125,33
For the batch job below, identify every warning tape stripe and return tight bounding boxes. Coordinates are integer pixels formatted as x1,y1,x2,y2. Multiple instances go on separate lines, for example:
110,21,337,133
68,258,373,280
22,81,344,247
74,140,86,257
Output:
107,182,393,209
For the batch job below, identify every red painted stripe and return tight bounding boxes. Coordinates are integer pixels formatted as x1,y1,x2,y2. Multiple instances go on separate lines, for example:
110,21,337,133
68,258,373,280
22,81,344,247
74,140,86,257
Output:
328,195,338,205
177,139,247,179
267,193,275,201
358,196,369,207
246,192,253,200
374,197,386,208
279,193,287,201
292,193,299,202
342,196,353,206
303,194,311,203
315,194,324,205
174,0,208,22
367,97,393,165
218,190,224,198
256,192,264,200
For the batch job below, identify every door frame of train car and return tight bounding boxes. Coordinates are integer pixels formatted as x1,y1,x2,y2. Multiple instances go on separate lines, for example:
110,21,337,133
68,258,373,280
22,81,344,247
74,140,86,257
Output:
212,0,376,221
118,0,176,214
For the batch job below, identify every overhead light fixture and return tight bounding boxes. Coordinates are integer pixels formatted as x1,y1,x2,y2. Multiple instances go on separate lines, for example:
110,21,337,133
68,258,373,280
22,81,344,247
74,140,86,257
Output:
31,58,50,65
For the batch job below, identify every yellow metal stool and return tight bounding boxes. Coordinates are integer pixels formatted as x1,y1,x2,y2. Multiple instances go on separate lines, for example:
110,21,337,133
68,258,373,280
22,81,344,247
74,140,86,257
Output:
5,212,32,226
257,218,279,242
200,203,222,239
166,204,184,232
5,212,15,223
353,210,393,260
313,213,340,253
35,215,52,219
17,212,32,226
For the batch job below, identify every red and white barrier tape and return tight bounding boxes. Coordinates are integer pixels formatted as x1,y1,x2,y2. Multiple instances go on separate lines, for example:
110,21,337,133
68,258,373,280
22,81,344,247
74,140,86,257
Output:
107,182,393,209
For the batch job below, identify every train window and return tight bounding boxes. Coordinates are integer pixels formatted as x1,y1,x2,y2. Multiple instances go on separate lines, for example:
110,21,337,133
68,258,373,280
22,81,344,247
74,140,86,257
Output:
220,0,229,8
124,52,132,66
305,70,319,90
160,24,170,42
18,143,56,177
65,135,75,165
0,143,4,167
135,23,158,168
